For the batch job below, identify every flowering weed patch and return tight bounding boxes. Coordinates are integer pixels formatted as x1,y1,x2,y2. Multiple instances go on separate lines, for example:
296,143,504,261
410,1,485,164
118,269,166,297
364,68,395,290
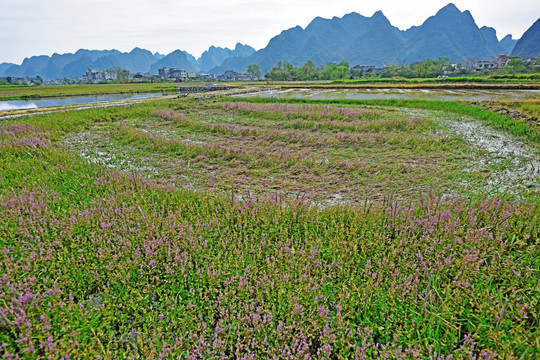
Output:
0,124,51,150
0,166,537,358
0,97,538,358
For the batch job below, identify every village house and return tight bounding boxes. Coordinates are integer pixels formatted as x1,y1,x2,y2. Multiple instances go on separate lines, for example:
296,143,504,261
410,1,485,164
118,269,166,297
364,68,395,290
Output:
473,60,498,71
198,73,216,81
473,55,523,72
159,68,188,81
84,68,119,83
133,72,152,80
217,70,253,81
351,65,375,72
442,64,462,74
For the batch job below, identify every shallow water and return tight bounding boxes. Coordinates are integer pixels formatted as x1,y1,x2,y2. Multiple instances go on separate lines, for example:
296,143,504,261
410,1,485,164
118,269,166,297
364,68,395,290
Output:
248,88,540,101
0,93,168,111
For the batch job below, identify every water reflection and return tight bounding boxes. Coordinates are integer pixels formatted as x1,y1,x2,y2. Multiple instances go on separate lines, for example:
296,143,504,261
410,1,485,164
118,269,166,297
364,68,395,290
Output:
0,102,38,111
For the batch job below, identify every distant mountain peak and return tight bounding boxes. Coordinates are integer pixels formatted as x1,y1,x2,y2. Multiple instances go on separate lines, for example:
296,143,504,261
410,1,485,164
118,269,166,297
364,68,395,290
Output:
210,3,515,75
462,10,475,22
234,43,251,51
372,10,386,19
371,10,391,25
511,18,540,58
197,43,255,72
480,26,497,36
499,34,518,54
438,3,461,14
502,34,514,41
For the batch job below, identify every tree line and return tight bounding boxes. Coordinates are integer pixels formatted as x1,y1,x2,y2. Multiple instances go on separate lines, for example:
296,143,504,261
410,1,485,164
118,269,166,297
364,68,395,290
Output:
256,57,540,81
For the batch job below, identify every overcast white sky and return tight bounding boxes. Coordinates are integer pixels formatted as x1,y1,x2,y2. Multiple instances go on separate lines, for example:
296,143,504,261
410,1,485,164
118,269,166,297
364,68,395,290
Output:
0,0,538,64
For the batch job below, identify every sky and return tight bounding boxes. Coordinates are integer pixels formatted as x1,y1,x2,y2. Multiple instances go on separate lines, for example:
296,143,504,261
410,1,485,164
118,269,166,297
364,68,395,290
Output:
0,0,538,64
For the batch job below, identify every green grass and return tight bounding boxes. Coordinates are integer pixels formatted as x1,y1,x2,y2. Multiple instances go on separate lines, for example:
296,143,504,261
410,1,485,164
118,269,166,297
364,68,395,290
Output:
333,73,540,84
0,83,180,100
223,97,540,143
0,97,538,358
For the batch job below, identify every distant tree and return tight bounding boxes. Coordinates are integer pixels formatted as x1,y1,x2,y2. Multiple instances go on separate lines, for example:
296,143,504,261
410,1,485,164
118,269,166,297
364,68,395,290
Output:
320,61,350,80
265,61,298,81
336,61,350,79
504,58,526,73
533,59,540,72
117,69,130,81
265,62,286,81
298,60,319,80
33,76,43,85
321,63,336,80
349,67,363,79
246,64,262,80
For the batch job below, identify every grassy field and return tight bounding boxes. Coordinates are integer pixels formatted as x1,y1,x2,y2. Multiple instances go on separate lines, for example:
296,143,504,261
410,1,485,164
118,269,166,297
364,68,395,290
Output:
259,75,540,89
0,83,181,100
2,79,539,101
332,74,540,85
0,96,538,358
277,82,540,90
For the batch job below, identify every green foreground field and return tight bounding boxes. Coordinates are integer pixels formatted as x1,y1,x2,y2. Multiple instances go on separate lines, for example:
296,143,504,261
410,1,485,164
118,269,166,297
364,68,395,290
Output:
0,96,538,358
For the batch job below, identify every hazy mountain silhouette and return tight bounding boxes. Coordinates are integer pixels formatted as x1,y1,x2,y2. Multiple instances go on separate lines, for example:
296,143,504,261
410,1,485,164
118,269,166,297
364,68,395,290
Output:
499,34,518,54
512,18,540,58
0,63,16,77
2,44,256,79
3,3,535,79
149,50,199,74
93,48,158,74
212,3,513,74
197,43,255,72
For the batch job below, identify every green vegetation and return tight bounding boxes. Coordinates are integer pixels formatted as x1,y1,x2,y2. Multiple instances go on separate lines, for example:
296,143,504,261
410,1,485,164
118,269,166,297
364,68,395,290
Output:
247,64,262,79
0,96,538,358
334,75,540,84
222,97,540,142
264,57,540,82
0,83,180,101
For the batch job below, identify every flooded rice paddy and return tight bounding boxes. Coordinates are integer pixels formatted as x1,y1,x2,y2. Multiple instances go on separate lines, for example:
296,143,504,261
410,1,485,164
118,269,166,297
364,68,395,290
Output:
249,87,540,101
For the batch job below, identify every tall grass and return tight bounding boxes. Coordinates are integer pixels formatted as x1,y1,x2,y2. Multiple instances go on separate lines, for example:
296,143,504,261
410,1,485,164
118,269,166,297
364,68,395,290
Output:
0,141,538,358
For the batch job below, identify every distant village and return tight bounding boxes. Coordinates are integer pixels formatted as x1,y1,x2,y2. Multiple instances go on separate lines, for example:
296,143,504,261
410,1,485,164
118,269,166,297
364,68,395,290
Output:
1,54,537,86
0,67,259,86
78,67,257,84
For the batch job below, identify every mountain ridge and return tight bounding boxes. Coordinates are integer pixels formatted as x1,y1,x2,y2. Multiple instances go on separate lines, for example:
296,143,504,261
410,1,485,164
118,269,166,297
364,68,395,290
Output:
212,3,518,74
511,18,540,58
3,4,536,79
2,44,254,80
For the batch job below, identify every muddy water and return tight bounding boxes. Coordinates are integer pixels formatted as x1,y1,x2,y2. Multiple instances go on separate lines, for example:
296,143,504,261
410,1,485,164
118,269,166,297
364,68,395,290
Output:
445,117,539,192
248,88,540,101
402,107,540,195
